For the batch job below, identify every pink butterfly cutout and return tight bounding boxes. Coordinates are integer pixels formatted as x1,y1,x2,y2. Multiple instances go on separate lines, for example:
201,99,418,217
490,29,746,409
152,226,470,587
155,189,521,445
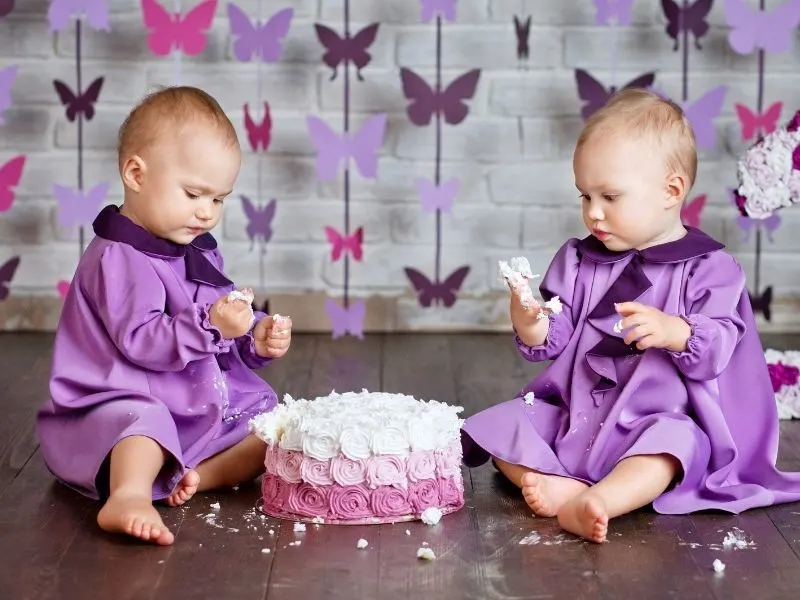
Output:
724,0,800,55
141,0,217,57
227,4,293,63
306,114,386,181
680,194,706,228
53,181,110,229
0,155,26,213
735,101,782,141
325,298,365,340
57,279,71,301
324,226,363,262
244,102,271,152
0,65,18,126
414,177,459,213
404,266,470,308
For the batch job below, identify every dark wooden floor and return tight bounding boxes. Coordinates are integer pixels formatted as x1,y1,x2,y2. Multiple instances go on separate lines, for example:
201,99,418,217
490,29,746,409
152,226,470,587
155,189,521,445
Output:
1,332,800,599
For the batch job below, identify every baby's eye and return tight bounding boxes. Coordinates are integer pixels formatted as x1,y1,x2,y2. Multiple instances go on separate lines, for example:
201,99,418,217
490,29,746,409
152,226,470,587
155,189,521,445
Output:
603,194,618,202
578,194,590,201
214,198,224,205
185,190,199,200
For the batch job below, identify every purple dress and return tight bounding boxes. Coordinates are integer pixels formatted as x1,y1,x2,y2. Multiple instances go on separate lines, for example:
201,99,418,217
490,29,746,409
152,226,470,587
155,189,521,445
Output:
36,205,277,500
462,228,800,514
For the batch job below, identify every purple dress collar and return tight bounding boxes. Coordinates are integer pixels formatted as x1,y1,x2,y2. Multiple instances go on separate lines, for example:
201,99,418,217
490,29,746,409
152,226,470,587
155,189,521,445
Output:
576,227,725,265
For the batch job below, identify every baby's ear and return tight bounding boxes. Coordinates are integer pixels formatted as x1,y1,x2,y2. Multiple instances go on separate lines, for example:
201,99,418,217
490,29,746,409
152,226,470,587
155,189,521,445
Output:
665,172,686,209
121,155,146,192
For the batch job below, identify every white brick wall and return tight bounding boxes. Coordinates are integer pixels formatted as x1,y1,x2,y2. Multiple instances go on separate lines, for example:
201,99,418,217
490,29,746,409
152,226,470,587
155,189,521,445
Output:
1,0,800,332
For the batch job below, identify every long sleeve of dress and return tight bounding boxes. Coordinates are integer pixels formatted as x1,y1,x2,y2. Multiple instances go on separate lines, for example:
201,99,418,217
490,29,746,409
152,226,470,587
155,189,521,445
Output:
516,239,580,362
88,243,233,372
668,252,748,381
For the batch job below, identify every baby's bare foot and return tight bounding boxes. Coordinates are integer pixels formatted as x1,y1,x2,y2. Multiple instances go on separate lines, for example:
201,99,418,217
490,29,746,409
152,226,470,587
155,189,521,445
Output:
557,492,609,543
166,469,200,507
97,492,175,545
520,471,588,517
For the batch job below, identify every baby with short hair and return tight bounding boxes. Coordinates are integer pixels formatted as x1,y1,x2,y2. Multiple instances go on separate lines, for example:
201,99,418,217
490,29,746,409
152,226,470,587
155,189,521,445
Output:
463,88,800,542
36,86,291,545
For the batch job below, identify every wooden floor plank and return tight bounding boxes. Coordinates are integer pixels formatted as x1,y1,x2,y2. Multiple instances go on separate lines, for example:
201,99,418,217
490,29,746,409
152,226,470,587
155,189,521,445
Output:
304,334,383,398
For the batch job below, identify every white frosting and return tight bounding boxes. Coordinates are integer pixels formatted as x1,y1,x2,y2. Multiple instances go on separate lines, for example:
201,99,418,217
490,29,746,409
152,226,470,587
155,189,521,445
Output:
249,390,465,457
228,288,254,303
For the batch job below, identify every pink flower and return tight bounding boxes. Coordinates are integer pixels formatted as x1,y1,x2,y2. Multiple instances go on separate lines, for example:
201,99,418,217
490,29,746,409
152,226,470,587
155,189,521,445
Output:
746,146,778,190
793,145,800,172
370,486,412,517
275,449,303,483
408,479,441,512
264,448,278,474
439,477,464,508
300,456,333,486
328,484,373,519
261,475,290,509
787,110,800,132
287,482,330,518
768,362,800,393
407,451,437,482
435,444,462,479
330,456,367,486
365,455,407,489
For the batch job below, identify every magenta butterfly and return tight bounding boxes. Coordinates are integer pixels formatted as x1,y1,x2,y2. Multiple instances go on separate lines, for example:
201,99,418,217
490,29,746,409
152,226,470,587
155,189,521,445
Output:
306,114,386,181
0,155,26,213
324,226,363,262
244,102,271,152
0,256,20,302
735,102,782,141
400,68,481,127
314,23,380,81
405,266,470,308
575,70,655,121
414,177,459,213
53,182,110,229
227,4,294,63
57,279,71,301
724,0,800,55
661,0,713,51
325,298,365,339
240,196,276,247
141,0,217,57
53,77,104,122
680,194,706,229
0,65,18,126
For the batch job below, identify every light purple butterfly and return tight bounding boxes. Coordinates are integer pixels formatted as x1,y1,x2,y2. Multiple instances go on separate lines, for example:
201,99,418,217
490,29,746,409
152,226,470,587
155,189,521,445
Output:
0,65,17,126
227,4,294,63
53,181,109,229
414,177,459,213
594,0,633,25
306,114,386,182
240,195,276,247
325,298,365,340
683,86,727,150
420,0,456,23
729,188,782,243
724,0,800,55
48,0,110,32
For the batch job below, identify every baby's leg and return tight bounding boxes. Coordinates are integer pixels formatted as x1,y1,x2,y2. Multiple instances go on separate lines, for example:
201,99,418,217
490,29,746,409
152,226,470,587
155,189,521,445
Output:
96,435,175,545
495,458,588,517
194,434,267,492
557,453,680,544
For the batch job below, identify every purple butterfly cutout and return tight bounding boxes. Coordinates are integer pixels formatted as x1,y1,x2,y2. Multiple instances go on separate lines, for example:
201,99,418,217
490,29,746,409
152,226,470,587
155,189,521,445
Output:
227,4,294,63
575,69,655,121
0,256,20,301
661,0,713,51
47,0,110,32
306,114,386,182
325,298,366,340
594,0,633,25
420,0,456,23
400,68,481,127
0,0,14,18
53,77,104,122
723,0,800,55
53,181,110,229
314,22,380,81
728,187,782,243
683,85,727,150
404,266,470,308
0,65,17,126
750,286,773,322
240,196,276,247
414,177,459,213
513,15,531,62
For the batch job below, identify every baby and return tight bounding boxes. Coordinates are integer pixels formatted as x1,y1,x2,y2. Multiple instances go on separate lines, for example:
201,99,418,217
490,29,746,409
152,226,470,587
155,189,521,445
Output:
36,86,292,545
462,88,800,542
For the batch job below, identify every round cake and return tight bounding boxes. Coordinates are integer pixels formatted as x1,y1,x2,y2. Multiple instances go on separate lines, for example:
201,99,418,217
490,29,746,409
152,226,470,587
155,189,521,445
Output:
249,389,466,524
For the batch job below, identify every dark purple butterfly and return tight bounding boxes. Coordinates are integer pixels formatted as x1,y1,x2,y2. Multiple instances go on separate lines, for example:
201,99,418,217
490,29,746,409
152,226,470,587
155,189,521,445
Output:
314,23,380,81
400,68,481,127
53,77,104,122
404,266,470,308
661,0,713,51
575,69,655,121
750,286,773,322
513,15,531,62
0,0,14,17
240,195,276,247
0,256,20,301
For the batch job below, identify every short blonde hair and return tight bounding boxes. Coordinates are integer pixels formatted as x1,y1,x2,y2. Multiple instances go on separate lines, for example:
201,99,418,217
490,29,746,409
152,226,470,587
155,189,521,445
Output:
576,88,697,189
117,86,238,166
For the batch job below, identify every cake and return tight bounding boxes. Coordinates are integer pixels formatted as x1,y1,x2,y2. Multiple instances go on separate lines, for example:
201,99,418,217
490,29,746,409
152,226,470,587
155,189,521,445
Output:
765,349,800,419
249,390,466,524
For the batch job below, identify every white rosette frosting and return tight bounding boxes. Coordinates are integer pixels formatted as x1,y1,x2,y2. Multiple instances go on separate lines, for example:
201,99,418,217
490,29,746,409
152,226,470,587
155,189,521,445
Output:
339,425,373,460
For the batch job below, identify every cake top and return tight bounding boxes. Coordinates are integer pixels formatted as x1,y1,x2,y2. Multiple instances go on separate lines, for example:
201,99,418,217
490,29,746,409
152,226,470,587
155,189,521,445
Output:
249,389,465,459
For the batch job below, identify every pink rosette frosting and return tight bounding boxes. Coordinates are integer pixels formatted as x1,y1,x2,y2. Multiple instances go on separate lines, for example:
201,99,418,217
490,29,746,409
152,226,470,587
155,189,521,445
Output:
264,447,278,474
287,482,330,518
435,443,462,479
328,484,373,519
300,456,334,486
439,476,463,507
408,479,441,512
407,451,437,482
262,474,290,508
275,448,303,483
366,455,407,489
370,485,412,517
330,455,367,486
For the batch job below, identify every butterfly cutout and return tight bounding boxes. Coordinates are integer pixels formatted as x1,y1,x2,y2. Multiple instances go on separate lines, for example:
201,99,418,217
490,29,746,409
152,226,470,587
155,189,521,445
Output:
241,196,276,247
680,194,706,229
53,181,110,229
324,226,364,262
314,23,380,81
661,0,713,51
0,65,18,126
0,0,14,18
683,85,727,150
400,68,481,127
244,102,271,152
724,0,800,55
405,266,470,308
57,279,71,301
420,0,457,23
749,286,773,322
513,15,532,63
594,0,633,25
0,155,26,213
48,0,110,32
53,77,104,122
227,4,294,63
141,0,217,57
735,101,782,141
306,113,386,182
729,188,781,243
0,256,20,302
415,177,459,213
575,69,655,121
325,298,365,340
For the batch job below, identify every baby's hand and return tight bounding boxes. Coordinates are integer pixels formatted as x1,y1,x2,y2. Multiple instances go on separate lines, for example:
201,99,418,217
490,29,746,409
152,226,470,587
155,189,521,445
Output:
615,302,691,352
209,293,254,339
253,314,292,359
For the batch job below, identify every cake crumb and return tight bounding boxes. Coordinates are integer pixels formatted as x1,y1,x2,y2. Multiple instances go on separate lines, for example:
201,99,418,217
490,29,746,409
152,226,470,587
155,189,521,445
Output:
269,529,275,536
712,559,725,573
294,523,306,533
311,516,325,524
288,540,302,547
261,548,271,554
356,538,369,549
209,502,221,511
405,529,411,536
523,391,536,405
421,507,442,525
416,547,436,560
